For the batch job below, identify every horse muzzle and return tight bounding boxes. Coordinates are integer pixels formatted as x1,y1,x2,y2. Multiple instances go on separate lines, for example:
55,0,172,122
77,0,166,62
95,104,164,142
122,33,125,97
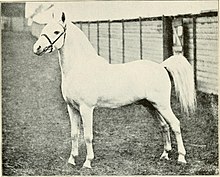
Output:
33,43,53,56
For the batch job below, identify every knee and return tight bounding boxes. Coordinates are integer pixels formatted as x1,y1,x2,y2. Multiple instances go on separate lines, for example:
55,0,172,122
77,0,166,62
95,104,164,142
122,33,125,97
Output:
71,133,79,141
162,123,170,132
85,137,93,144
71,134,79,141
170,120,181,133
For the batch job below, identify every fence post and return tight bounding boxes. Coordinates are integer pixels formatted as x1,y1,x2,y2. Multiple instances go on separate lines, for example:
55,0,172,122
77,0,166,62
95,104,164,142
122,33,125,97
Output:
97,21,100,55
108,20,111,64
193,17,197,89
122,19,125,63
139,17,143,60
88,21,90,41
80,22,82,30
162,16,173,60
10,17,12,31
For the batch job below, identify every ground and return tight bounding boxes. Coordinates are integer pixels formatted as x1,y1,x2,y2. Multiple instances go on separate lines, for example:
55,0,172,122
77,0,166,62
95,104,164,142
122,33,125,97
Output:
2,31,219,175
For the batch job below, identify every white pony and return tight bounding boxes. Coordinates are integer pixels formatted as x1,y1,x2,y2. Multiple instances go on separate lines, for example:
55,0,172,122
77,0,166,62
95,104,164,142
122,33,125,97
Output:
33,12,196,168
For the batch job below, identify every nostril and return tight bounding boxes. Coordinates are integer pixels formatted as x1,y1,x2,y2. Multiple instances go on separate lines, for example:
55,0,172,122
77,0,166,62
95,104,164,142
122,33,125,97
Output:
37,45,41,50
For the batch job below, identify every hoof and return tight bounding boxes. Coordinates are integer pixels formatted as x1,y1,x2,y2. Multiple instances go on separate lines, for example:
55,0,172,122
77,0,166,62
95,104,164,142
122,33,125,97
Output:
177,160,187,164
83,160,92,169
178,154,187,164
160,151,170,160
68,155,76,166
160,156,170,161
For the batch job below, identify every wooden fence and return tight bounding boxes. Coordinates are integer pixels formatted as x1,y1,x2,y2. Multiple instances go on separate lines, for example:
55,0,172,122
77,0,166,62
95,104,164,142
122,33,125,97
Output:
182,13,218,94
75,16,165,64
29,11,218,95
74,11,218,95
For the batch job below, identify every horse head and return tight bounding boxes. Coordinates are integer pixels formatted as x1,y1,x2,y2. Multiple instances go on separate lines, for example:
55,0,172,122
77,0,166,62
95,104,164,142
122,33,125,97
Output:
33,12,67,56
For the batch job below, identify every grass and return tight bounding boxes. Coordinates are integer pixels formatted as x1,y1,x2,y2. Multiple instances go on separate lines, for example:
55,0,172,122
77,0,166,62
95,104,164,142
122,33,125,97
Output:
2,31,219,175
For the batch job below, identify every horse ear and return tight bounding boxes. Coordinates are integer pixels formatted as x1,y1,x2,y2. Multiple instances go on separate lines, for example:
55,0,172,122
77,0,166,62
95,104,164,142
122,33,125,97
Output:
61,12,65,23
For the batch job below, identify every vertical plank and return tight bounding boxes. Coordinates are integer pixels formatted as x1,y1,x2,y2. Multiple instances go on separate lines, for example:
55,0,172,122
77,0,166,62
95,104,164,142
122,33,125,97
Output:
99,23,109,60
193,17,197,89
10,17,12,31
142,20,163,63
88,22,90,41
122,19,125,63
162,15,173,60
139,17,143,60
108,20,111,64
97,21,100,55
110,22,123,63
80,22,82,30
89,23,98,52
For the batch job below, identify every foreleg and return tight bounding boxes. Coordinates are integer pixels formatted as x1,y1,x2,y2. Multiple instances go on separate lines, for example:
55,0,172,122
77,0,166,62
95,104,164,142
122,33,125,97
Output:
67,104,80,166
80,104,94,168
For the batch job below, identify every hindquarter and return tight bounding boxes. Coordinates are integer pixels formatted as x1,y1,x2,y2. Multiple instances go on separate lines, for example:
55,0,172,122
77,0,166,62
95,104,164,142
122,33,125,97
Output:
94,61,172,108
137,63,172,106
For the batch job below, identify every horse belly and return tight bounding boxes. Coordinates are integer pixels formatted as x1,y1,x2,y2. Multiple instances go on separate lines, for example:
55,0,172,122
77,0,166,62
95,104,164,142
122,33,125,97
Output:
95,78,146,108
96,94,142,108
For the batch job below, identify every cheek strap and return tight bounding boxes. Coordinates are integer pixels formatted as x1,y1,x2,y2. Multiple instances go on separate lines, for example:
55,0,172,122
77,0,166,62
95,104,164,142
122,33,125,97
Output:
40,25,67,53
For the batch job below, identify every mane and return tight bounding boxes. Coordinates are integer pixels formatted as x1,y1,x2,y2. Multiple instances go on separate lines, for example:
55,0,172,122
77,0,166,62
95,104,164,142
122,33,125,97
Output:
66,22,98,58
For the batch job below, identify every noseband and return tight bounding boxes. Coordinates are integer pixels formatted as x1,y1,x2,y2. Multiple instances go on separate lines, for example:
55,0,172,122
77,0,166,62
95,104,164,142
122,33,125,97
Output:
39,24,66,55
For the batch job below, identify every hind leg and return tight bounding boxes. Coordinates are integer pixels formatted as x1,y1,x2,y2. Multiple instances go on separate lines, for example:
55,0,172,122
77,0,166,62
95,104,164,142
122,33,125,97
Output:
157,114,172,160
141,100,172,160
157,107,186,163
151,110,171,160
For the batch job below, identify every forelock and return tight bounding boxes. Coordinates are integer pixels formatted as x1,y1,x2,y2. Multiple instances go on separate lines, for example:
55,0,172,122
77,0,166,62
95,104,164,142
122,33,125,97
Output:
43,21,63,33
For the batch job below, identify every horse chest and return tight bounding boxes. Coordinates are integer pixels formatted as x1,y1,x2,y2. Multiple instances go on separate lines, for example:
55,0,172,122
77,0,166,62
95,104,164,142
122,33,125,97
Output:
61,80,80,104
61,74,97,107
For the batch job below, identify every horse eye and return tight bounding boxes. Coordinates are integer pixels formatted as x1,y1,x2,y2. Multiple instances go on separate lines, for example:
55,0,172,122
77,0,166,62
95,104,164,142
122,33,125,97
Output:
54,31,60,35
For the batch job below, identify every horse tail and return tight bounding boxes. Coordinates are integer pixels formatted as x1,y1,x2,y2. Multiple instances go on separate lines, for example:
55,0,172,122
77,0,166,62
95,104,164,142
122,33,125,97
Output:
161,55,196,115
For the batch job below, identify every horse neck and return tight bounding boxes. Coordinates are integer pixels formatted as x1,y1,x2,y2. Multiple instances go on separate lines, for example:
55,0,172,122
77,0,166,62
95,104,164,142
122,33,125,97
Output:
58,22,98,75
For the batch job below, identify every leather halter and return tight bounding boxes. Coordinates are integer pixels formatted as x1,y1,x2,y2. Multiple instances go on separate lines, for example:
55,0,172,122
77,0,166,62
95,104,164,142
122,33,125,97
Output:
39,24,66,55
